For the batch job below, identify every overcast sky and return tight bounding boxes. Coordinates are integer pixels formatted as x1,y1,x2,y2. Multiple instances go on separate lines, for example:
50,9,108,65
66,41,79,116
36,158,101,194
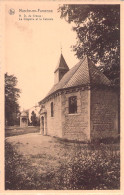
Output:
5,2,79,110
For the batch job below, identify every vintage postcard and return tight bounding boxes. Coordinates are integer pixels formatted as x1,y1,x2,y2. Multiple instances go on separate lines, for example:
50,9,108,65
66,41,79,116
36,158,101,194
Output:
0,0,123,194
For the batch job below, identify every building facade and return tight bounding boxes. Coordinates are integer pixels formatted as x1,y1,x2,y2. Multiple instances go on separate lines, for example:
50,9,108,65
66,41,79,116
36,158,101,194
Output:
39,55,118,141
20,111,28,127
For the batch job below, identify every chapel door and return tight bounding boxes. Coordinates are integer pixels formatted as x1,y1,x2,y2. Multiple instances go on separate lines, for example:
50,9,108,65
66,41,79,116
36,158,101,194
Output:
41,116,44,135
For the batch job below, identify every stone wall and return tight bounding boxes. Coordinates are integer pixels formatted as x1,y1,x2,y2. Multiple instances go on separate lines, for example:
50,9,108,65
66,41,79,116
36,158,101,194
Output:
45,95,62,137
61,90,90,141
90,88,118,140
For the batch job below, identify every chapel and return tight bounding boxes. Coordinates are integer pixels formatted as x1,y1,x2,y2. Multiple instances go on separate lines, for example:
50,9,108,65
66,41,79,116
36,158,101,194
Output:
39,54,118,141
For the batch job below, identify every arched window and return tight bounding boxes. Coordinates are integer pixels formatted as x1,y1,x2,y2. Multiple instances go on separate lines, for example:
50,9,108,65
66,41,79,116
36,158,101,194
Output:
69,96,77,114
51,102,54,117
22,117,27,122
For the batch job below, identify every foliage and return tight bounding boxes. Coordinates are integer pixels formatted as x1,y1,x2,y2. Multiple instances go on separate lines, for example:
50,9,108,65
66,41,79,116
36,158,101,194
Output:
5,141,55,190
54,144,120,190
31,111,39,126
58,5,120,84
5,139,120,190
5,73,21,126
5,142,25,190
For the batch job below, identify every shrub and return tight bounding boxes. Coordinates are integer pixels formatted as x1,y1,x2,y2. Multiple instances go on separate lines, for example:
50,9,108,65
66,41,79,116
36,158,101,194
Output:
54,144,120,190
5,140,120,190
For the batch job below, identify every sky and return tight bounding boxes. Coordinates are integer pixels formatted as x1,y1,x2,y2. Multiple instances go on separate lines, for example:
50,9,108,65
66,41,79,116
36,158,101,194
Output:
5,2,79,110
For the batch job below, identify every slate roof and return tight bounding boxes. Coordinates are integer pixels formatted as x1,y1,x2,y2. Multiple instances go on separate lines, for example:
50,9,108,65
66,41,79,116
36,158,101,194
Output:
54,53,69,73
40,55,111,103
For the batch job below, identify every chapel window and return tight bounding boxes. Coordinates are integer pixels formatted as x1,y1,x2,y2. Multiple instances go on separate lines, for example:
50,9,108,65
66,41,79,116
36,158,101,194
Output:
69,96,77,114
51,102,54,117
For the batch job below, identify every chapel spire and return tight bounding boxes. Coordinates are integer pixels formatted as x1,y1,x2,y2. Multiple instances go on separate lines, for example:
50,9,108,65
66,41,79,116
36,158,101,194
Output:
54,53,69,84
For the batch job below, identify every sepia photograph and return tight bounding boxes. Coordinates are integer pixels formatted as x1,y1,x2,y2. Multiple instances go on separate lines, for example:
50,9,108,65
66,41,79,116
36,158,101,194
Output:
2,1,120,191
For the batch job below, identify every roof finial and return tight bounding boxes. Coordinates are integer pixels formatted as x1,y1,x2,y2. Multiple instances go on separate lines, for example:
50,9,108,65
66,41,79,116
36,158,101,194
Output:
60,42,62,54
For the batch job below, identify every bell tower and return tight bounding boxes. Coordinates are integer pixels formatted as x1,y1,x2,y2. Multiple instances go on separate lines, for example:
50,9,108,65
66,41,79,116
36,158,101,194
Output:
54,54,69,84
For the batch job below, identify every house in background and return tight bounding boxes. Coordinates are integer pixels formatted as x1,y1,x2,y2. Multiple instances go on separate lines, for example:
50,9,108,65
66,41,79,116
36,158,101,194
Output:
39,54,119,141
20,111,28,127
20,105,40,127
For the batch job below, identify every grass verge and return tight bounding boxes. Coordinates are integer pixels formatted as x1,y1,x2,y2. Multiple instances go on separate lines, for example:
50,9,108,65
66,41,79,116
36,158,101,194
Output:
5,140,120,190
5,126,40,137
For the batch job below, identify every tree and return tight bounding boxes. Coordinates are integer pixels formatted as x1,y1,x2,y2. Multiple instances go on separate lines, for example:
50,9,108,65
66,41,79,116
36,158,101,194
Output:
5,73,21,126
59,5,120,84
31,111,38,126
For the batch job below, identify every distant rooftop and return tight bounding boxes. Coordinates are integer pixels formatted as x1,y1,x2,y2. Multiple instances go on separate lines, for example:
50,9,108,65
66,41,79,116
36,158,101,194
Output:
20,111,28,117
